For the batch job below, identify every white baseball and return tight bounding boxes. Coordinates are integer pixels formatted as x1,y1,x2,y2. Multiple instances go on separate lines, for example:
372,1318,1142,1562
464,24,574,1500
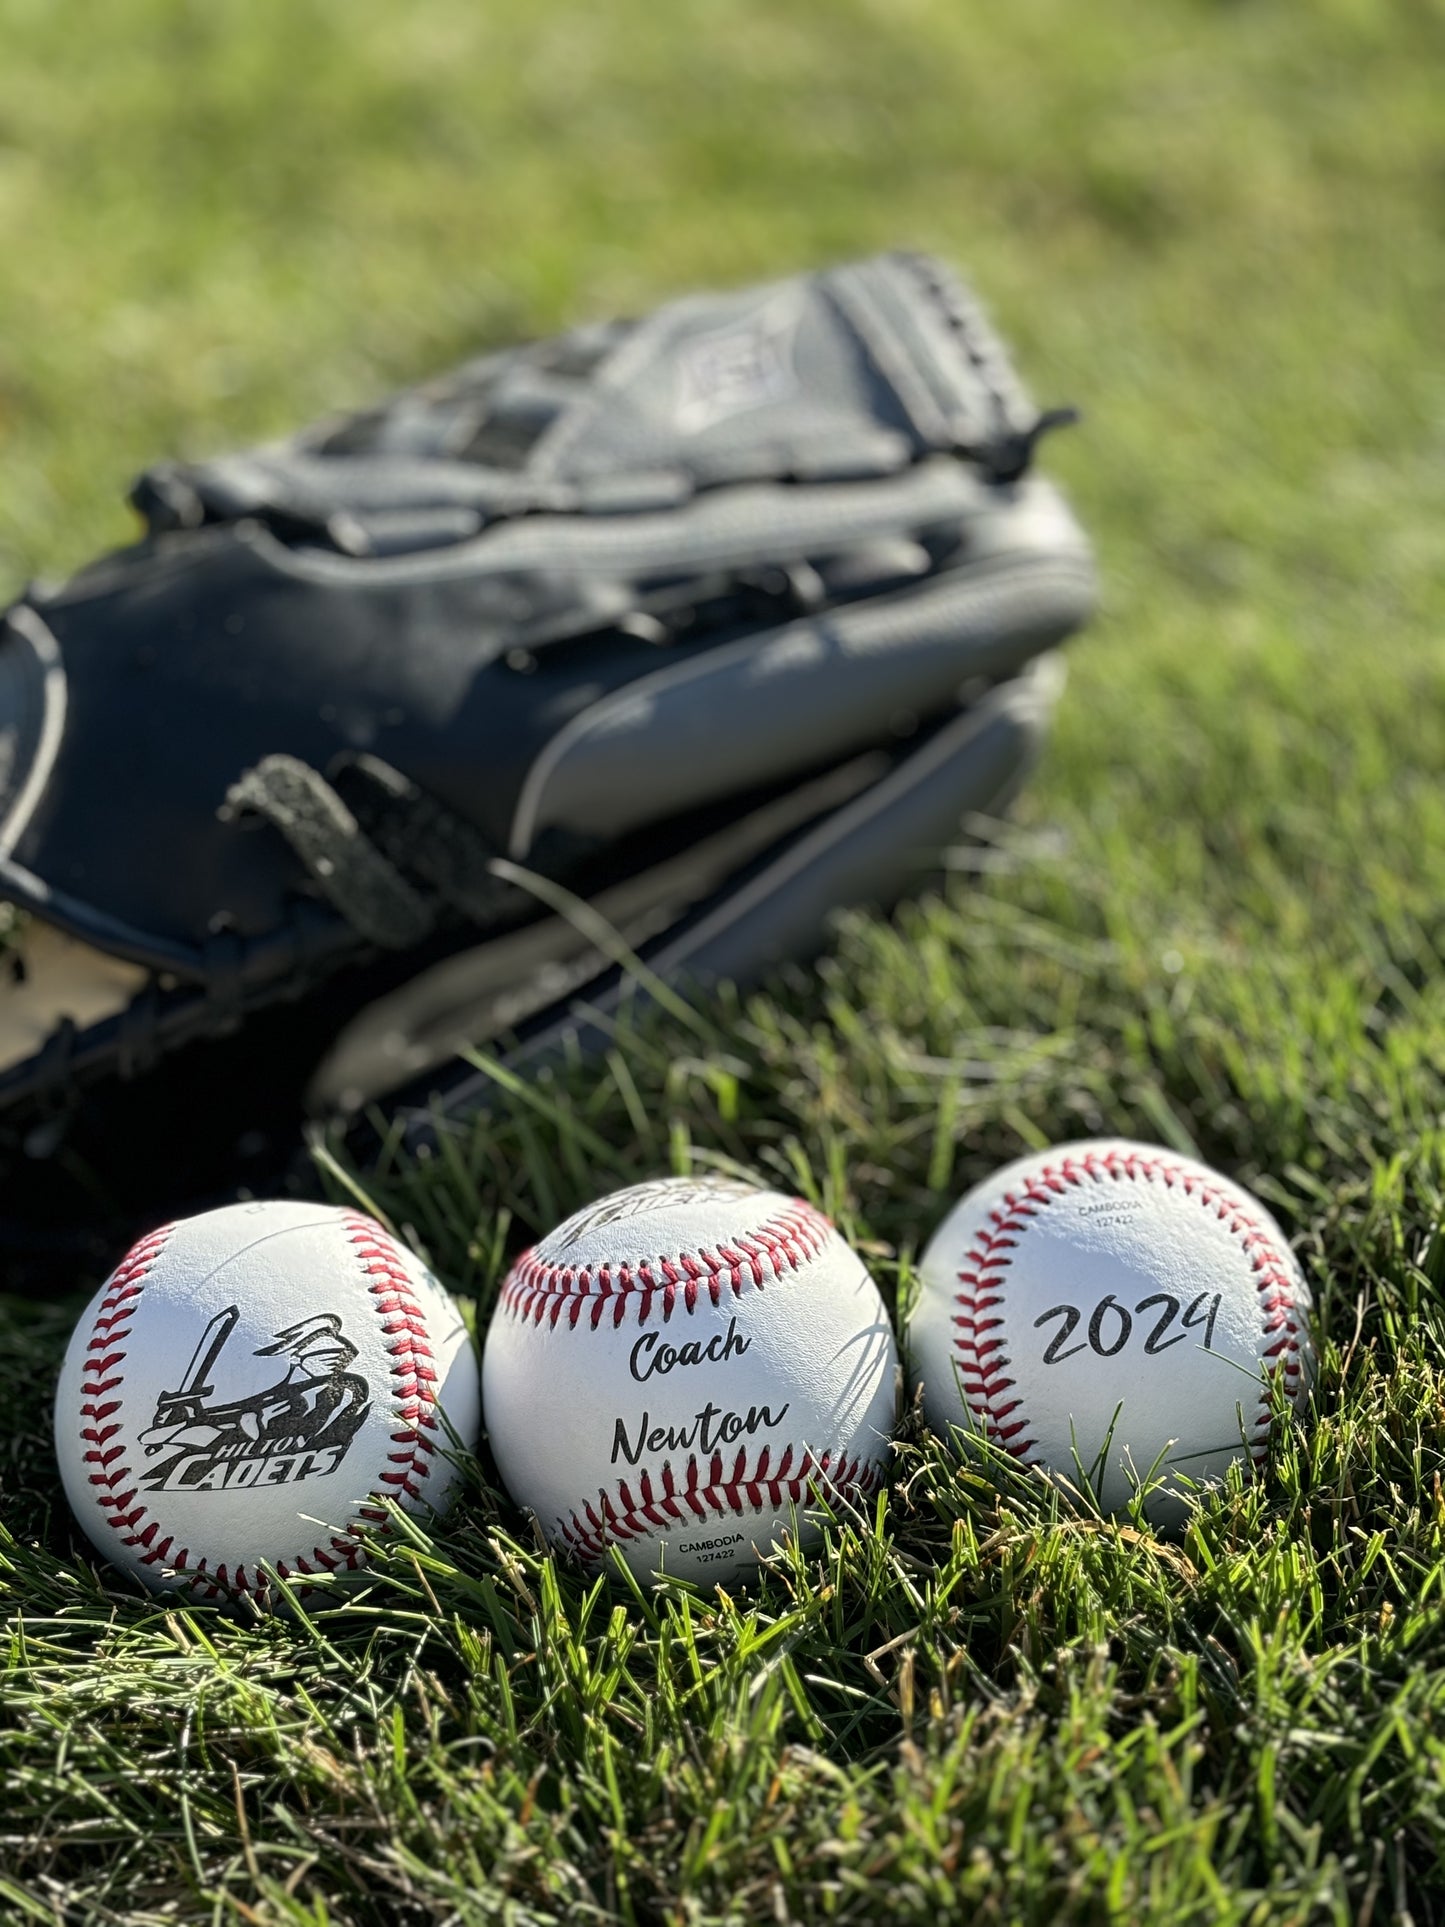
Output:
482,1176,899,1581
54,1201,480,1600
909,1139,1314,1523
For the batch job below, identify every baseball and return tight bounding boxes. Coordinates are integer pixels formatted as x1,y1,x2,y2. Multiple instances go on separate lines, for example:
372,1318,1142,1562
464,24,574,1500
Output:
54,1201,480,1601
909,1139,1314,1524
482,1175,899,1582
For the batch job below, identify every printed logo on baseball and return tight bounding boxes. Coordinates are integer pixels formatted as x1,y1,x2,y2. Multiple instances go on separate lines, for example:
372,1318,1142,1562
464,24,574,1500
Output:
482,1176,899,1581
909,1140,1315,1523
54,1201,480,1601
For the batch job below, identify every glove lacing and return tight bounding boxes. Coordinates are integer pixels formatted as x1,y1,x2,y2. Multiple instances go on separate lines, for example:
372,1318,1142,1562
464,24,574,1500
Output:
222,753,528,947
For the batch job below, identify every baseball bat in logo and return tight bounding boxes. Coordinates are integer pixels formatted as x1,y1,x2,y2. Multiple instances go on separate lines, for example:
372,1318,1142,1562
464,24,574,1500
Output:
139,1309,372,1494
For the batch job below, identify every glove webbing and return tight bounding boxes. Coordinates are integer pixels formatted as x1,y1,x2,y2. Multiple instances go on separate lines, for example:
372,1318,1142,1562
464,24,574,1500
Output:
223,754,527,947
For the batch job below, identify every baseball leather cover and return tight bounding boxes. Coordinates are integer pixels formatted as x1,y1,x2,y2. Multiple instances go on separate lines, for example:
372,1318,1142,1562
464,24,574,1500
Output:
909,1140,1315,1523
53,1200,480,1599
481,1176,898,1581
0,253,1096,1271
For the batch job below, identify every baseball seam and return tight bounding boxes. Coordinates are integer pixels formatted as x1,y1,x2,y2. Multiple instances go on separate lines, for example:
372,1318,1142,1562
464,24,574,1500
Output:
949,1147,1305,1472
556,1444,882,1565
78,1214,441,1601
498,1199,832,1331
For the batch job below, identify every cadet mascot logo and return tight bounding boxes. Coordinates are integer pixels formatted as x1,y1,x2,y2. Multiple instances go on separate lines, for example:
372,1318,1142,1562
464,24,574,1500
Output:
138,1308,372,1494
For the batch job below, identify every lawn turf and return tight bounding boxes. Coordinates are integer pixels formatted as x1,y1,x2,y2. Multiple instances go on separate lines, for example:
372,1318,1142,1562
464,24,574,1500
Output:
3,0,1445,1921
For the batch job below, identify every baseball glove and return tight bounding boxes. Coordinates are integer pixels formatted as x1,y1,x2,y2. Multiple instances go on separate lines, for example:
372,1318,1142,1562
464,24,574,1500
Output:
0,251,1096,1275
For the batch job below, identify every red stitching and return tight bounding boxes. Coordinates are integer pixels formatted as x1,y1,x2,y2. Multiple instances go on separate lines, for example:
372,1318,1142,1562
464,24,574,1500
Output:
342,1215,440,1518
498,1199,833,1332
555,1444,883,1566
80,1226,175,1555
74,1212,444,1602
950,1148,1306,1470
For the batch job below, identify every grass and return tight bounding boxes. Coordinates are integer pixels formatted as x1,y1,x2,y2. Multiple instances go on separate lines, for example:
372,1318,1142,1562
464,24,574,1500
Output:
3,0,1445,1919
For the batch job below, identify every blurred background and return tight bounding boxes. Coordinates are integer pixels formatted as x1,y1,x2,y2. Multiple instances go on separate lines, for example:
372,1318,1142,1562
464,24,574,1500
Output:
3,0,1439,599
0,0,1442,1183
2,0,1440,654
